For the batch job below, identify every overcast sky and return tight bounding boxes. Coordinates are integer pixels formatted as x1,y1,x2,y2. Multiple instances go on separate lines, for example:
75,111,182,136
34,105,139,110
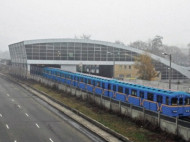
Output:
0,0,190,51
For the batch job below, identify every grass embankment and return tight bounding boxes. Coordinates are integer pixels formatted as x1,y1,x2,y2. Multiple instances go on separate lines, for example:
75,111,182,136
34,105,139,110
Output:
28,82,181,142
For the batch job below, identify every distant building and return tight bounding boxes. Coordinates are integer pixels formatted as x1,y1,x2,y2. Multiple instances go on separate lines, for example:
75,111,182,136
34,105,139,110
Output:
8,38,190,80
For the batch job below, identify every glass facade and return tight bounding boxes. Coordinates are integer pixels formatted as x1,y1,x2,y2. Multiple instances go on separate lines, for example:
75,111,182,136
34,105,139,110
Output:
9,42,27,63
25,42,137,62
153,61,187,79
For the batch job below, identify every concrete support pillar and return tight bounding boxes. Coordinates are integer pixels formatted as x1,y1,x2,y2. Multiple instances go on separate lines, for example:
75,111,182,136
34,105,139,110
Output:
110,97,112,110
143,107,145,122
27,64,30,79
158,111,160,126
101,90,103,108
119,101,121,114
176,116,179,135
130,104,133,118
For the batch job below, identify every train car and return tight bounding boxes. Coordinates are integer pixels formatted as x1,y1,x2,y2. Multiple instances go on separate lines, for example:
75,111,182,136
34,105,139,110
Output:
32,67,190,117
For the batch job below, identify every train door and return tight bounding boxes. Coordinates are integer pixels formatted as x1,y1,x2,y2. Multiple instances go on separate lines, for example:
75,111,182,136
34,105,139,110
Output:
147,92,155,111
125,88,129,102
156,94,163,112
108,83,111,97
139,91,144,106
179,97,184,116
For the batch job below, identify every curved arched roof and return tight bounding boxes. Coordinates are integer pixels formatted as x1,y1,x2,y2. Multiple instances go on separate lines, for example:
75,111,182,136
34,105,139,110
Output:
23,38,190,79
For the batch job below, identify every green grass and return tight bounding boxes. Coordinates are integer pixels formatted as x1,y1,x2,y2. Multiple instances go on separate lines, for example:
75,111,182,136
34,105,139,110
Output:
31,83,177,142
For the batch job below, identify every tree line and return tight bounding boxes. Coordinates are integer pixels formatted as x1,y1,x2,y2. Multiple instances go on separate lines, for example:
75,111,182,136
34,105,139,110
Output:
129,35,190,66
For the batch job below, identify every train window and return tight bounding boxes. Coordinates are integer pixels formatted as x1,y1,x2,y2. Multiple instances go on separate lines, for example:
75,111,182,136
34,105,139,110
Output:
131,90,137,96
113,85,116,91
118,86,123,93
185,98,190,105
166,97,169,105
140,91,144,98
92,80,94,86
147,93,154,101
125,88,129,94
83,78,86,83
179,98,183,105
88,79,91,84
157,95,163,103
102,83,105,89
108,84,111,90
80,78,83,82
96,82,100,87
171,98,178,106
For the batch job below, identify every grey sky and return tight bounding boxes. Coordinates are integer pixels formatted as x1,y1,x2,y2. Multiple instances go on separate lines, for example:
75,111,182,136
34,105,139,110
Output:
0,0,190,51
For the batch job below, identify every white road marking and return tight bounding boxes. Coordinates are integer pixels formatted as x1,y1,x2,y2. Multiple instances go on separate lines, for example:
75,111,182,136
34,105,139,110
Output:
25,113,29,117
49,138,54,142
6,94,10,97
6,124,9,129
35,123,40,128
14,140,17,142
0,114,2,117
11,99,15,102
18,105,21,108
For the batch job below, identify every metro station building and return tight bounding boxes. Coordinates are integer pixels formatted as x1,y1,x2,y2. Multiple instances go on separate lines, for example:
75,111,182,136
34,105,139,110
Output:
8,38,190,80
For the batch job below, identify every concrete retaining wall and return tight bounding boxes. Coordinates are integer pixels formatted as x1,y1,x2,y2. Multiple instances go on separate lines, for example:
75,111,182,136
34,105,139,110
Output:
31,75,190,141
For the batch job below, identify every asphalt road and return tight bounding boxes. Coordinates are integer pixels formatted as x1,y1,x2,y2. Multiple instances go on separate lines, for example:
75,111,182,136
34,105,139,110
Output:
0,76,104,142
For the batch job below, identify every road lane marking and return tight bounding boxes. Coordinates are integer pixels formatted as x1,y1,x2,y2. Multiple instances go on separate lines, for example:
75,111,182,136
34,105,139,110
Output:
6,124,9,129
14,140,17,142
0,114,2,117
49,138,54,142
6,94,10,97
17,105,21,108
35,123,40,128
11,99,15,102
25,113,29,117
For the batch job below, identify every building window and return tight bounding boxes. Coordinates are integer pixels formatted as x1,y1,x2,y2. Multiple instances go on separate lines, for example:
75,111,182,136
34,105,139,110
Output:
119,74,124,78
126,74,131,78
124,65,127,69
129,65,131,69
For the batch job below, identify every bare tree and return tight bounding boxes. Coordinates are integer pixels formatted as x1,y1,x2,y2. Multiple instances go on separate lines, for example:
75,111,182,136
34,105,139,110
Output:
151,35,163,49
80,34,91,39
130,36,190,66
115,40,125,45
129,40,148,50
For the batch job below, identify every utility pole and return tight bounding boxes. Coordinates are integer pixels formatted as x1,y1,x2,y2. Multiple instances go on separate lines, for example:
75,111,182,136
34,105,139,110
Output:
162,53,172,90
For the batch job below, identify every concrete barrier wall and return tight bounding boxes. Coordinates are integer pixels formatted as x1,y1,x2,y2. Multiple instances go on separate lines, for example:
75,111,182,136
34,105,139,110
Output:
30,75,190,141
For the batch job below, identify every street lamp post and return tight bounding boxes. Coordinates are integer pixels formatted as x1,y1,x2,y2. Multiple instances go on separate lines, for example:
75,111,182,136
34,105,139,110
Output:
162,53,172,90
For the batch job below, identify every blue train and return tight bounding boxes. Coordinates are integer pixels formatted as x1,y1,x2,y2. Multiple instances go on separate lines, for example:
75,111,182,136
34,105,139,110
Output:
31,66,190,117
